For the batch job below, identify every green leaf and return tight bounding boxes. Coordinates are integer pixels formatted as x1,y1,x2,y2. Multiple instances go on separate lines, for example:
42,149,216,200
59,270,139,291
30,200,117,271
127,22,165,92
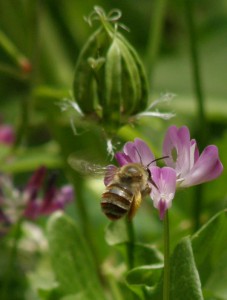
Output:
47,212,106,299
169,237,204,300
105,219,129,246
126,264,163,299
151,237,204,300
105,219,163,266
192,210,227,299
61,292,91,300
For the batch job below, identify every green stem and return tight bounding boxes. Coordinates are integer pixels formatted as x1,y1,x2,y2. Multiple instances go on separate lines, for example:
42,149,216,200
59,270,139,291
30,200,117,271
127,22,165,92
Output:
163,211,170,300
145,0,168,80
125,219,135,270
1,219,23,300
184,0,206,133
185,0,206,138
184,0,207,231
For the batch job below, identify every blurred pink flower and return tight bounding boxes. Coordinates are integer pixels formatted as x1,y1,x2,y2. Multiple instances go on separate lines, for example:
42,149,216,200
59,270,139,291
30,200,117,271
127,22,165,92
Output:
0,167,74,233
23,167,74,220
0,124,15,145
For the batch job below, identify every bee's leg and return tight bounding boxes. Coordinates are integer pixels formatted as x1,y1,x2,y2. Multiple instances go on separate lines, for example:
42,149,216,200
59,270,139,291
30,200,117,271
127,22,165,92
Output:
141,185,151,197
127,191,142,220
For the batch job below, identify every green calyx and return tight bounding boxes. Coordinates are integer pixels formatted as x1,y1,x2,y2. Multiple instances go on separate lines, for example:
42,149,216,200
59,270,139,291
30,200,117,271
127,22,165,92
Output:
72,7,149,133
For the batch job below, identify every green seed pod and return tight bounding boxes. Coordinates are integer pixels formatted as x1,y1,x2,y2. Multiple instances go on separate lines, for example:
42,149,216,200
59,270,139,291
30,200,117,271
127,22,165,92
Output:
72,7,149,132
73,27,109,116
104,38,122,126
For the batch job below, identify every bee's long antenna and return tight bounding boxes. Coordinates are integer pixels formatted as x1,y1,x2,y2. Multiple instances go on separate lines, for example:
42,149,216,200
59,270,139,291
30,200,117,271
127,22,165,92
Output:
147,156,169,167
134,147,143,165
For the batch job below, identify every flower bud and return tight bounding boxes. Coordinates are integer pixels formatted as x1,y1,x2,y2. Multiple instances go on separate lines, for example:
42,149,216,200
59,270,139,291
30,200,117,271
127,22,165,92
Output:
72,7,148,132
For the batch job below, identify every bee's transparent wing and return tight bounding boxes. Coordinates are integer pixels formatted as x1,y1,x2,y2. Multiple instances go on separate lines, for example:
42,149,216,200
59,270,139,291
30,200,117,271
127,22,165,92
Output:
68,156,104,175
68,155,118,182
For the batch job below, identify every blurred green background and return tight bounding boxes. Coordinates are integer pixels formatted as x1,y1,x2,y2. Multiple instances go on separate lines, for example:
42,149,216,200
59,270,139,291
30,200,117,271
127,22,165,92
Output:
0,1,226,299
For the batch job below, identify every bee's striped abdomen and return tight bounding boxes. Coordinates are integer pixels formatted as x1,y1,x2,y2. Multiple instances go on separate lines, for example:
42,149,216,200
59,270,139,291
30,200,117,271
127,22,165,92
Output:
101,184,133,220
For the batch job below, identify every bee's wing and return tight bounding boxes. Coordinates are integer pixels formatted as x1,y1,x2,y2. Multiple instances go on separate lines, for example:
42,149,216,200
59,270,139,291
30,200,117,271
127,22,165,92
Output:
127,190,142,220
68,155,118,182
104,165,119,185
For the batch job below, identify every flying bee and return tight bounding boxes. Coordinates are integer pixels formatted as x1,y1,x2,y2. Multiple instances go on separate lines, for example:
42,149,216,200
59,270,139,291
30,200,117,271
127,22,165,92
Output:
68,155,167,221
101,162,151,220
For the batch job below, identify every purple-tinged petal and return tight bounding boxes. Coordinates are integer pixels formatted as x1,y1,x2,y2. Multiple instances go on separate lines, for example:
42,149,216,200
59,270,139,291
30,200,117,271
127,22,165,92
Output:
163,125,191,178
150,166,177,220
57,185,74,205
134,138,155,165
24,200,41,220
104,165,118,186
123,141,141,163
181,145,223,187
190,139,199,164
25,166,46,201
0,125,15,145
118,138,155,166
40,185,74,215
158,199,167,220
115,152,132,166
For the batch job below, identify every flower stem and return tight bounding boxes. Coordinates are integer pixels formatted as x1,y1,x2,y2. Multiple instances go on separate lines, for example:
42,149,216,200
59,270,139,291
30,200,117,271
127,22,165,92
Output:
184,0,207,230
163,211,170,300
125,219,135,270
184,0,207,136
1,219,23,300
145,0,168,80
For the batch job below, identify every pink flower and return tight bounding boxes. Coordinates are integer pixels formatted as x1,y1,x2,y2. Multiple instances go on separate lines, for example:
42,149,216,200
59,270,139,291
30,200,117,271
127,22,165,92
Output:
106,138,176,219
150,166,176,220
0,125,15,145
24,167,74,220
163,125,223,188
104,126,223,220
0,167,74,229
115,138,156,167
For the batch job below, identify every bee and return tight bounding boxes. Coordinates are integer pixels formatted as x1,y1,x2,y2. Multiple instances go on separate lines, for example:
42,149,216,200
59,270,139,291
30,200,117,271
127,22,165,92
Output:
68,155,167,221
101,162,151,220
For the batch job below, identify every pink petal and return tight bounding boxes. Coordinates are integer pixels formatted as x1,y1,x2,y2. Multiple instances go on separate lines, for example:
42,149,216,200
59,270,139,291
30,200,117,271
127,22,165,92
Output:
123,138,155,166
40,185,74,216
123,141,141,163
134,138,155,165
163,125,191,177
24,200,41,220
0,125,15,145
115,152,132,166
181,145,223,187
150,166,176,219
191,139,199,163
26,166,46,194
158,199,167,220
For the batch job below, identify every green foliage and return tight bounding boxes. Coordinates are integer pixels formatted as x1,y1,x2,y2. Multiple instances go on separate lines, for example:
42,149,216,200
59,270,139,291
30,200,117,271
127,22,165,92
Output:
0,1,226,299
47,212,106,299
73,7,148,132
